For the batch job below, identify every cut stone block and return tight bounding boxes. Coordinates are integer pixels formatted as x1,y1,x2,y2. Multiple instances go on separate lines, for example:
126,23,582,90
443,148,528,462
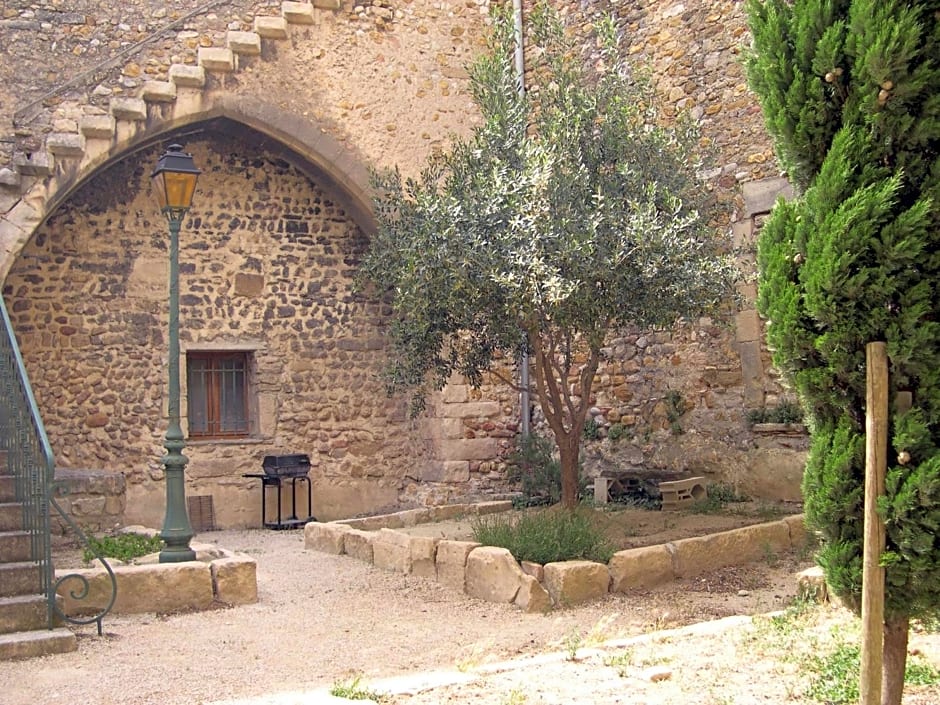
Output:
659,476,707,510
671,521,791,578
228,30,262,55
742,176,794,217
543,560,610,606
435,539,480,591
110,97,147,121
520,561,544,583
46,133,84,158
514,574,552,613
409,536,438,579
282,2,315,24
142,80,177,103
199,47,235,72
303,521,351,554
255,15,289,38
211,555,258,605
80,115,115,139
13,151,52,176
169,64,206,88
372,528,412,573
797,566,828,603
56,563,213,615
344,529,375,563
609,545,675,592
465,546,524,603
783,513,810,550
313,0,341,8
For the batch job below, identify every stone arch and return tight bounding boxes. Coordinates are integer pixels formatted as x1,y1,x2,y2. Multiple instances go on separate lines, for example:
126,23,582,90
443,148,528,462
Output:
0,98,376,283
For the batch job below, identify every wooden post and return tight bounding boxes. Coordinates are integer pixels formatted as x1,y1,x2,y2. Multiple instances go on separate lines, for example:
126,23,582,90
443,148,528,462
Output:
860,341,888,705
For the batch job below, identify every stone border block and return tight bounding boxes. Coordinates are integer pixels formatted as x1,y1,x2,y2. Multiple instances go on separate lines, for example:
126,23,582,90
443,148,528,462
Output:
782,514,810,550
372,528,412,573
435,540,480,591
514,574,552,613
211,554,258,605
609,545,675,592
344,529,375,563
543,560,610,606
409,536,438,579
671,521,791,578
57,563,213,615
303,521,351,554
465,546,523,603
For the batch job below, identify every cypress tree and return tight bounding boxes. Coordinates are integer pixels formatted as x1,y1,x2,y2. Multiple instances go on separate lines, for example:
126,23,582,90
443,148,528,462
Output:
746,1,940,702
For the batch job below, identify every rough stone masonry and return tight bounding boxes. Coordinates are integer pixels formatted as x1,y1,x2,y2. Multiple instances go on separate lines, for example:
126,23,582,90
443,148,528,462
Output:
0,0,803,529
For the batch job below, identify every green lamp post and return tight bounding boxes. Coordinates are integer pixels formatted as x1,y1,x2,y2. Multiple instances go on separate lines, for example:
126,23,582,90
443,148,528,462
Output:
151,143,201,563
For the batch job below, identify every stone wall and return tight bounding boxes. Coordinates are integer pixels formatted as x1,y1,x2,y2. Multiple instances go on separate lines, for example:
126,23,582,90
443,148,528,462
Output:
51,468,126,534
0,0,807,527
4,132,439,526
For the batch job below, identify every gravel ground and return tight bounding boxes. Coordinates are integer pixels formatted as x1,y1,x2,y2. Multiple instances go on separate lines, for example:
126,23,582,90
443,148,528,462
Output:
3,528,934,705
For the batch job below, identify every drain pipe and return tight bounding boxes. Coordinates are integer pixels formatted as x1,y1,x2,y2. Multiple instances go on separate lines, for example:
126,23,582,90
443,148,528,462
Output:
512,0,531,438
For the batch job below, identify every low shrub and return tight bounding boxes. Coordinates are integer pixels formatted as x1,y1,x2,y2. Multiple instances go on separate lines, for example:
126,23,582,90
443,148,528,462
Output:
746,400,804,425
83,532,163,564
471,508,615,564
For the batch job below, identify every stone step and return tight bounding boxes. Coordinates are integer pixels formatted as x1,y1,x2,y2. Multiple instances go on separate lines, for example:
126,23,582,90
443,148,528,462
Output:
0,594,50,634
0,475,13,503
0,562,41,597
0,531,31,563
0,628,76,661
0,502,23,532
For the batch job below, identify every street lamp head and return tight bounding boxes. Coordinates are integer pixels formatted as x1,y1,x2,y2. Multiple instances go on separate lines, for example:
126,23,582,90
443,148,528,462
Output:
152,144,201,219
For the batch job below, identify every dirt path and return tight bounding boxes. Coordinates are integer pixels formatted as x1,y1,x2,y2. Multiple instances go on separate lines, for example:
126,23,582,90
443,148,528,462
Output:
1,528,936,705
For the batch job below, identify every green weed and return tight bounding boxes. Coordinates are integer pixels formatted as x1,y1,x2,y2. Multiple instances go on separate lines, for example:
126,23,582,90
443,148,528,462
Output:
83,532,163,564
329,675,386,702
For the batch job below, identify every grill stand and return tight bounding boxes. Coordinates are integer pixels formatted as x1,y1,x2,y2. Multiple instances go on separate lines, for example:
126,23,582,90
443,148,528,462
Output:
243,473,315,529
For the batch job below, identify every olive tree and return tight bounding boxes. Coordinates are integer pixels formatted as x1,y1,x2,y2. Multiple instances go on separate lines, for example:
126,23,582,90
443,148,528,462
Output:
360,3,736,508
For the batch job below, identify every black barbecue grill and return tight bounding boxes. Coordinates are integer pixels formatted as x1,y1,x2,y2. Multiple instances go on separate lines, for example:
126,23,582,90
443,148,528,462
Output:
262,454,311,478
243,454,315,529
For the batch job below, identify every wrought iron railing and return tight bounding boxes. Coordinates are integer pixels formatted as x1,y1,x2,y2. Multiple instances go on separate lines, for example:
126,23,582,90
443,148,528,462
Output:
0,296,116,634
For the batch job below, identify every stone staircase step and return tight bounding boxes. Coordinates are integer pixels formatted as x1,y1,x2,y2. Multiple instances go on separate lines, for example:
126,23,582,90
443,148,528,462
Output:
282,1,316,24
79,115,115,139
13,152,52,177
169,64,206,89
110,97,147,122
0,562,41,597
142,81,177,103
0,531,31,562
0,594,50,634
46,133,84,158
0,502,23,531
228,30,262,56
255,15,289,39
0,628,76,661
198,47,235,73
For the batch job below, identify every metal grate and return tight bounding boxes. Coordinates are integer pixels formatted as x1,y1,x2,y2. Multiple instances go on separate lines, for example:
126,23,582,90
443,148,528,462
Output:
188,494,216,532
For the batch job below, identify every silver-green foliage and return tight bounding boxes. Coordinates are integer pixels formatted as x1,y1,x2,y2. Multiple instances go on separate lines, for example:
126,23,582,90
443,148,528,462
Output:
359,2,736,507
